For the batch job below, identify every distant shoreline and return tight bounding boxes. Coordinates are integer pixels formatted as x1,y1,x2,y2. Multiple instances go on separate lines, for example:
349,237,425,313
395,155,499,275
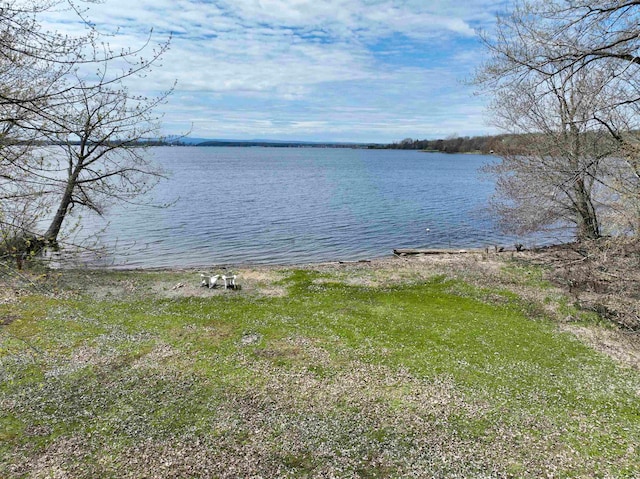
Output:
158,132,506,154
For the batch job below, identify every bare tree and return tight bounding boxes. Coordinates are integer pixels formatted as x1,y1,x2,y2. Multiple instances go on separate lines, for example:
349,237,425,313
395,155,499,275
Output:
493,0,640,70
476,0,640,239
42,80,171,243
0,1,168,108
485,63,623,240
0,0,172,254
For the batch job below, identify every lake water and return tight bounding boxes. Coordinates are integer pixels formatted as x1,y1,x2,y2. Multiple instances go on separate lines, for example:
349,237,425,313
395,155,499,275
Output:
73,147,550,268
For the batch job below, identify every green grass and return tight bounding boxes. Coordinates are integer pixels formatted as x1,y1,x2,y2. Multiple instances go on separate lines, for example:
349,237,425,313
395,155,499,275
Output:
1,268,639,477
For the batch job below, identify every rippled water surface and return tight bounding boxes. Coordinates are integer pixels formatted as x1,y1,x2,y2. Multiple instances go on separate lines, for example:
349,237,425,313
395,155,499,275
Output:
75,147,541,268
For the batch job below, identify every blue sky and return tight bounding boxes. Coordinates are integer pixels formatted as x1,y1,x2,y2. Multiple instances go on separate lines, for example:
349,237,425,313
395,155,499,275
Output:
44,0,510,143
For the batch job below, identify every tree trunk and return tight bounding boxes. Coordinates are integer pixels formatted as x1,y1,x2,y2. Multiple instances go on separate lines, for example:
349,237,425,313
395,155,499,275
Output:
44,160,83,243
574,177,600,241
567,120,600,242
44,181,74,243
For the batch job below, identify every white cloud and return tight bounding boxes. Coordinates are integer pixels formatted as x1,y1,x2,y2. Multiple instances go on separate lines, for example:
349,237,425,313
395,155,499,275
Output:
37,0,506,141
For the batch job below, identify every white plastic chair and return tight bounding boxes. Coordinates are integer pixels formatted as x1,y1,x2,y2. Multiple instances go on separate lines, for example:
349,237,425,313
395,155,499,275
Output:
222,274,236,289
200,273,220,289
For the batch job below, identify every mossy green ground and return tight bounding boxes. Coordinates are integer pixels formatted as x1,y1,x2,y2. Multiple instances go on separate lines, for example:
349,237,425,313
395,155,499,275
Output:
1,264,639,478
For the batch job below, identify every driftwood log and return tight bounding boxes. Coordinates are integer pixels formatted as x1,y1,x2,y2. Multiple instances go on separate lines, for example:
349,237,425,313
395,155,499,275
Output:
393,249,471,256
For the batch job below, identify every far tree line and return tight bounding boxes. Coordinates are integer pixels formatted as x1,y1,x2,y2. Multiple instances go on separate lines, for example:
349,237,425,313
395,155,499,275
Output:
377,135,507,154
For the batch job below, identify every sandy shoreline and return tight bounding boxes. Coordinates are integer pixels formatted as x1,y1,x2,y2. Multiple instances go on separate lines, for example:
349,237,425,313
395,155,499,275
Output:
71,247,494,273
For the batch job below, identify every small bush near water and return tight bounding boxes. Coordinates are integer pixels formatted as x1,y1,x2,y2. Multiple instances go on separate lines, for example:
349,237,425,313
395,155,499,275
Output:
1,258,639,478
0,234,47,270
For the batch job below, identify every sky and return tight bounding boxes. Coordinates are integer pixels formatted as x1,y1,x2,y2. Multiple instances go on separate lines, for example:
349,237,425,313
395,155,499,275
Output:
43,0,510,143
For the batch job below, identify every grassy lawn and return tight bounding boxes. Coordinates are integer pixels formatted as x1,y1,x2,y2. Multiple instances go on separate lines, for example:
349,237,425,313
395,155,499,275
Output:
1,262,639,478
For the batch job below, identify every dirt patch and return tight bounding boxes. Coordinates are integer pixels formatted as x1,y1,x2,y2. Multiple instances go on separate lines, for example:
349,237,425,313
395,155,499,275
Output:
0,315,19,326
199,324,234,341
150,280,233,298
253,345,303,361
240,333,261,346
238,269,285,283
256,285,288,297
143,268,289,299
560,325,640,370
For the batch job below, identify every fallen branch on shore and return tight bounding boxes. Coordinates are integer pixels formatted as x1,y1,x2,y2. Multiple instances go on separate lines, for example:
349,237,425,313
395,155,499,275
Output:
393,248,472,256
